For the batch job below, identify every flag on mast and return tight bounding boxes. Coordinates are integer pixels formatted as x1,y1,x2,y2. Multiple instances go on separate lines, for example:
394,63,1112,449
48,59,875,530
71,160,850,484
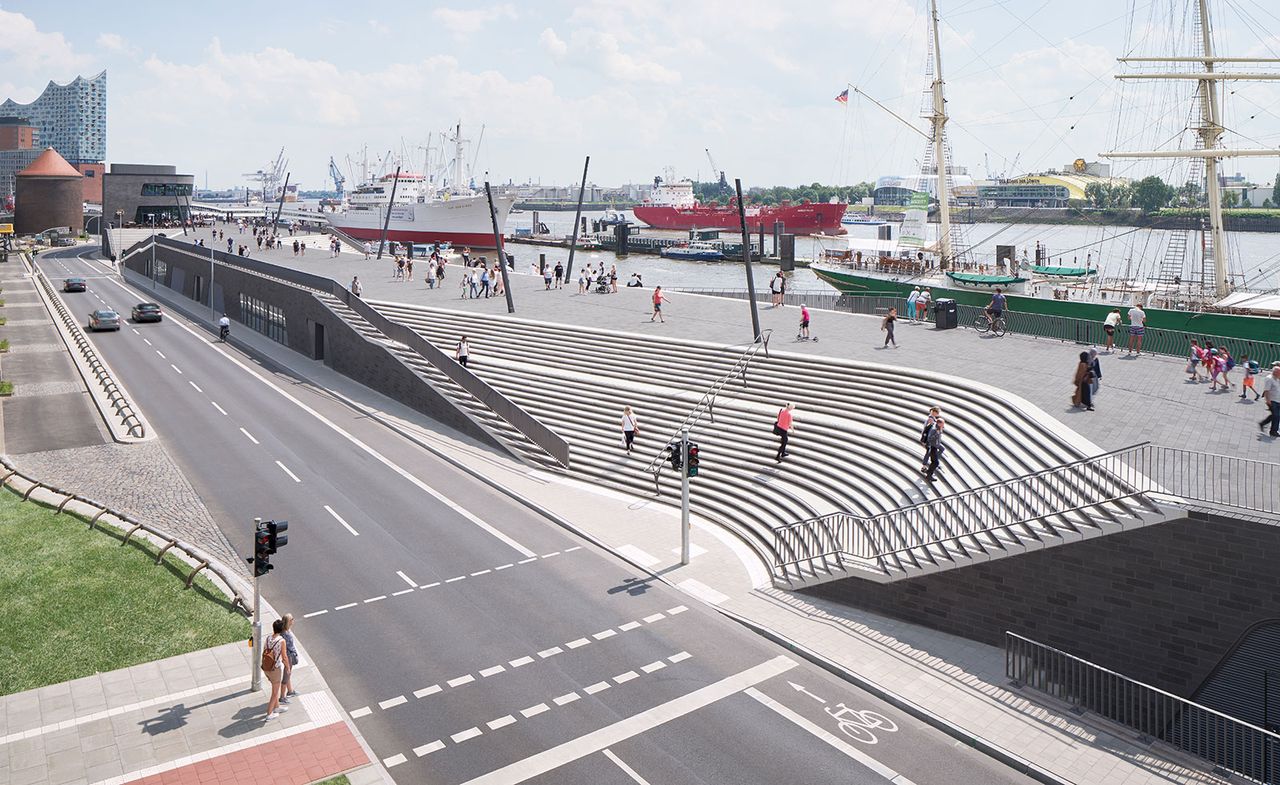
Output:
835,89,849,104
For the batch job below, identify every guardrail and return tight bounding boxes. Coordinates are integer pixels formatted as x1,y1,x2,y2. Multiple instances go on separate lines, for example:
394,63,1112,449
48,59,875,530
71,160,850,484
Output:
676,287,1280,363
33,266,146,439
0,456,250,615
140,236,570,467
1006,631,1280,783
643,330,772,493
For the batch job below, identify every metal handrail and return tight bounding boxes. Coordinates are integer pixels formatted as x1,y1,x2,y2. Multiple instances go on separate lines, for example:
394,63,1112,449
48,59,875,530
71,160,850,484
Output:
0,457,250,615
145,236,570,466
1006,631,1280,783
642,329,772,492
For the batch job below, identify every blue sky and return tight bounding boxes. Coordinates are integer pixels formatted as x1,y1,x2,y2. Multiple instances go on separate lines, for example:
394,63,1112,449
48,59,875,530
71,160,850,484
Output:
1,0,1278,192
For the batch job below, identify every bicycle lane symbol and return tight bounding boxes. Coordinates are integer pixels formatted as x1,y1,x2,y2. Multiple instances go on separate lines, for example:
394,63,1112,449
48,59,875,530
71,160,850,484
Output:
788,681,900,745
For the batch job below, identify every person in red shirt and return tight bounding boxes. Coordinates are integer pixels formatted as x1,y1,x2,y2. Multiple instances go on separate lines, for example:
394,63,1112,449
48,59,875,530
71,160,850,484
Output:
650,286,669,323
773,403,795,461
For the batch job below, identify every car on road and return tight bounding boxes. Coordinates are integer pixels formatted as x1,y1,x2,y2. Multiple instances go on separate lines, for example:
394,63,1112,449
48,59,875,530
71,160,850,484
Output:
63,277,87,292
53,237,77,247
131,303,163,323
87,309,121,332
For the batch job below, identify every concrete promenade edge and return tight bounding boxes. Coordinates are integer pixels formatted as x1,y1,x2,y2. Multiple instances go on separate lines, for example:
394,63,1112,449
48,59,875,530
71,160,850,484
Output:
123,253,1232,785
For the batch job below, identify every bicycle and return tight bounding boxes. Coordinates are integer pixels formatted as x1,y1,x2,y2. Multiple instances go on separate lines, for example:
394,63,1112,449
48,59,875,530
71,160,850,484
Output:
824,703,899,744
973,312,1007,337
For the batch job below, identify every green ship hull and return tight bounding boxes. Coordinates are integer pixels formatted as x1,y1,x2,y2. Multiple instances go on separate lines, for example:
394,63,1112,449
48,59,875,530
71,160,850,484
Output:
812,266,1280,343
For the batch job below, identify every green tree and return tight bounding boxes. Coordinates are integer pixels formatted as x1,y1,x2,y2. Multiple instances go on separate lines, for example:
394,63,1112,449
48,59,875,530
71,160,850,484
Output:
1241,192,1252,208
1132,176,1174,213
1271,173,1280,207
1085,181,1109,208
1222,190,1240,208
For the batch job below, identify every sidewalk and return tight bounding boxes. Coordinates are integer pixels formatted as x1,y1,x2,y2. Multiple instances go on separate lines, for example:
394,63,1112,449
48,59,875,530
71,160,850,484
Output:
192,289,1226,785
0,641,383,785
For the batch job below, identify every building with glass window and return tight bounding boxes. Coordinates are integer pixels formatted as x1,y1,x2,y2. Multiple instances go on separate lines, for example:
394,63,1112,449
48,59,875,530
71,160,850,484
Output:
0,71,107,204
102,164,194,229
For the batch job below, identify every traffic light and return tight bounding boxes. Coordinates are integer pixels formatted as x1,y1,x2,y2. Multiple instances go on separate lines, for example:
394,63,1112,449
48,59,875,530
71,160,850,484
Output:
267,520,289,554
667,442,683,471
686,443,700,477
252,524,273,577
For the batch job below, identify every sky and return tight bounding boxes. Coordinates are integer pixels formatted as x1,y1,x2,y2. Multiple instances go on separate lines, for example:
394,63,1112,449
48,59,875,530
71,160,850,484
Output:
1,0,1278,192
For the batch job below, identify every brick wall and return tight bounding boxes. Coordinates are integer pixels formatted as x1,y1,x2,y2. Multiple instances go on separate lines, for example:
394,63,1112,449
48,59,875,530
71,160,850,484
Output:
806,510,1280,697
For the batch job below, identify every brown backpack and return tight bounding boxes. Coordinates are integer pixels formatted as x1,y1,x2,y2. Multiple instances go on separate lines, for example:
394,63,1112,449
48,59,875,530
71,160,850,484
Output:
261,640,277,672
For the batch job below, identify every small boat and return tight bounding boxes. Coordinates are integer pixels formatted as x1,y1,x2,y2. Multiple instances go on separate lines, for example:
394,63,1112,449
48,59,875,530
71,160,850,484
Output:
661,242,724,261
841,213,888,226
1029,264,1098,279
945,271,1027,289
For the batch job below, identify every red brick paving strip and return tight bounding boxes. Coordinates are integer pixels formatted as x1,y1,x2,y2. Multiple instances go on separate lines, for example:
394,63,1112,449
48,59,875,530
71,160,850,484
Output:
125,722,368,785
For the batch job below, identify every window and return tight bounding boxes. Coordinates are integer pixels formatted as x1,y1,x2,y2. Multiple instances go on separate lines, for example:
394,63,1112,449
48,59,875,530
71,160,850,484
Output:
238,293,287,345
140,183,193,197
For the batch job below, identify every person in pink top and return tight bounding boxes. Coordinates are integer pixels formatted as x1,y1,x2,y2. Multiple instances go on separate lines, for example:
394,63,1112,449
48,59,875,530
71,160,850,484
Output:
650,286,668,323
798,304,811,339
773,403,795,461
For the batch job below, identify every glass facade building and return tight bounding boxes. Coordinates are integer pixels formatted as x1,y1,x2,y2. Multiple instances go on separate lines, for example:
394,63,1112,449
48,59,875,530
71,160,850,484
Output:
0,71,106,167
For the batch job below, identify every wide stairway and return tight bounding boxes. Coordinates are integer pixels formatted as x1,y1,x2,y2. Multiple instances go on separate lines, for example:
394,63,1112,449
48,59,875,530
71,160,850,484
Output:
351,301,1177,585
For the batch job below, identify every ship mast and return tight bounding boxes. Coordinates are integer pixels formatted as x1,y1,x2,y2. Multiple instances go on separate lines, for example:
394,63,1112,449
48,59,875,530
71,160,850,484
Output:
929,0,953,270
1102,0,1280,300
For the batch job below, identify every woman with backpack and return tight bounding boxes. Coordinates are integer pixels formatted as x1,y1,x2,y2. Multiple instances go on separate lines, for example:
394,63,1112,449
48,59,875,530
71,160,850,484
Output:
262,618,289,719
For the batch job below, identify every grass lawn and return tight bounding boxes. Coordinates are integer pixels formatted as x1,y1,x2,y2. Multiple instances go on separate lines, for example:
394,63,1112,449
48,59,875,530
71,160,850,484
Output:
0,487,250,696
312,777,351,785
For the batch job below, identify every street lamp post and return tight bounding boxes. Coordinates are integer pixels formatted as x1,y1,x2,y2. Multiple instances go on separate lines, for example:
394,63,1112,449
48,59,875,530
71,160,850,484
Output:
148,213,156,288
114,210,124,266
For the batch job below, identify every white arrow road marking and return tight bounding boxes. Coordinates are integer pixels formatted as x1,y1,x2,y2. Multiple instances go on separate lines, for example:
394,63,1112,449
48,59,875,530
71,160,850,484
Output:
789,681,828,704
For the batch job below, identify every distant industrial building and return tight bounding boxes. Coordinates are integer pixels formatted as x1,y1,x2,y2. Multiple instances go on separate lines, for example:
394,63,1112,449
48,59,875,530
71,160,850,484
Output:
103,164,194,227
873,168,977,206
14,148,83,235
973,160,1125,208
0,71,107,204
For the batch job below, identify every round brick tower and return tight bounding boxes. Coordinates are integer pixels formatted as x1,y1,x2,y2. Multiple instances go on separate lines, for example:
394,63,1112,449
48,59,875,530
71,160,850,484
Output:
15,148,83,236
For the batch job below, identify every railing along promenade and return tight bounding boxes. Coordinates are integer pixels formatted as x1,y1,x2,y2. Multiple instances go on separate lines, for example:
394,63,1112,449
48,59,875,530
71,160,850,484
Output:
1006,632,1280,783
676,287,1280,363
643,330,772,494
772,444,1280,582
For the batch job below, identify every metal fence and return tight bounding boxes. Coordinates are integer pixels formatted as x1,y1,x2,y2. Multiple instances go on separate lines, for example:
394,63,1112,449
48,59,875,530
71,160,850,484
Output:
1006,632,1280,783
675,287,1280,363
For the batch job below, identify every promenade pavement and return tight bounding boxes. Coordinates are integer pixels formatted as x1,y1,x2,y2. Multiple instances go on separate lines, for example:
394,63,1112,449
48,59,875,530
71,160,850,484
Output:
152,253,1231,785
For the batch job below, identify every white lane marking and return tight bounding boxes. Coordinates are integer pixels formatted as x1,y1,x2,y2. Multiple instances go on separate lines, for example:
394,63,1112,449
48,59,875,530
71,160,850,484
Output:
509,656,534,668
565,638,590,649
613,671,639,685
392,589,414,597
396,570,418,588
350,707,372,719
471,569,491,576
379,696,407,710
275,460,301,483
143,338,152,346
518,557,538,565
618,622,641,632
238,427,259,444
448,674,476,688
494,563,514,571
414,740,445,757
602,749,654,785
414,685,442,699
189,380,203,393
642,613,665,624
617,544,660,567
641,661,667,674
170,363,183,375
445,576,466,584
324,505,359,536
744,688,917,784
210,400,228,416
383,753,407,768
302,610,328,619
420,581,441,589
334,603,357,611
479,665,506,678
541,551,561,558
520,703,549,718
564,546,582,552
364,595,386,604
452,727,483,744
538,647,563,659
487,715,517,731
131,328,140,335
553,692,580,707
457,656,797,785
669,651,692,664
584,682,610,695
155,350,166,359
592,629,617,641
103,278,538,560
667,605,689,615
677,578,731,606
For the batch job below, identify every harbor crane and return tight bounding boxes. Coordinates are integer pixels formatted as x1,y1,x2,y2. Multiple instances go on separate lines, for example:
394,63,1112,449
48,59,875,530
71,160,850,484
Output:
328,157,346,200
244,147,287,202
704,147,730,196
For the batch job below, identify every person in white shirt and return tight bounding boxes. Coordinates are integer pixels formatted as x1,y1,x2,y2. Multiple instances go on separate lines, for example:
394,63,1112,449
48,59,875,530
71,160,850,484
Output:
1260,364,1280,437
1103,308,1122,351
906,287,921,323
1126,303,1146,355
620,405,640,453
456,336,471,367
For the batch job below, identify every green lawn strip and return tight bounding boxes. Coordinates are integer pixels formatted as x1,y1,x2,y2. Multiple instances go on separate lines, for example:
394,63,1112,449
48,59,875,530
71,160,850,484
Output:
0,487,249,696
0,380,12,396
312,777,351,785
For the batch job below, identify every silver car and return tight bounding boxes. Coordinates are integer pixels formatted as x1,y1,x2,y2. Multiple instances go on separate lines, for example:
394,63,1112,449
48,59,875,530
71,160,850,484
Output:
88,309,121,332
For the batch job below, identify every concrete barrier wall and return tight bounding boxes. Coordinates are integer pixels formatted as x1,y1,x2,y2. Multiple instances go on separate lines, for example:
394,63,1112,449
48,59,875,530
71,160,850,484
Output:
123,241,504,452
806,511,1280,699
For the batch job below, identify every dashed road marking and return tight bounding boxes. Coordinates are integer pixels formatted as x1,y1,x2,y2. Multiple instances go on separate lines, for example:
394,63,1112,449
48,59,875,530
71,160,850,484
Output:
566,638,590,649
420,581,440,589
364,595,386,604
350,707,372,719
189,381,202,393
239,427,259,444
553,693,580,707
324,505,359,536
170,363,183,374
509,656,534,668
335,603,357,611
520,703,549,718
518,557,538,565
413,741,444,757
445,576,466,584
668,605,689,616
643,613,665,624
155,350,166,359
618,622,641,632
383,754,406,768
541,551,561,558
275,460,301,483
471,569,491,577
669,651,692,663
143,338,152,346
614,671,639,685
641,661,667,674
479,665,506,678
447,674,475,688
494,563,514,571
538,646,563,659
210,400,228,416
593,629,617,641
451,727,482,744
413,685,441,699
584,682,610,695
302,610,328,619
487,715,517,731
379,696,407,710
392,589,414,597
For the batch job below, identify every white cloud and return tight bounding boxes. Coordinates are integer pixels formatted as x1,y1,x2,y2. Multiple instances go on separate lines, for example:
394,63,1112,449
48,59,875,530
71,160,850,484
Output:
540,27,568,59
432,4,517,37
0,10,92,83
97,33,127,52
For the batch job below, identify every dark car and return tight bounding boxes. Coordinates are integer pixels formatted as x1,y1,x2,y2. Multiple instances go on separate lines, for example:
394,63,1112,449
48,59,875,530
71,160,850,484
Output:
131,303,163,323
87,309,121,332
63,277,87,293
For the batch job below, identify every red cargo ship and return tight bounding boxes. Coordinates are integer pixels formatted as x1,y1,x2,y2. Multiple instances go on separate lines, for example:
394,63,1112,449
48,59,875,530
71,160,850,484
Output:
632,177,846,235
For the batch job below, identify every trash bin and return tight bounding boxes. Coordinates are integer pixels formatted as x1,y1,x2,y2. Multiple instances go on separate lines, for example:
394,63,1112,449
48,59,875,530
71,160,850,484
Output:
934,298,958,330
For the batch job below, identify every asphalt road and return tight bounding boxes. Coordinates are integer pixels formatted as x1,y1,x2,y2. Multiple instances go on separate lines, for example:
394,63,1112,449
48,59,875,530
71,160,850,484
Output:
39,247,1038,785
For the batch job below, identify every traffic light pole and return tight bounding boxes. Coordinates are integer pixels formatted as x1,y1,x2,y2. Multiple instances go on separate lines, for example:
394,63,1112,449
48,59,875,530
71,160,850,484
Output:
680,429,691,566
250,517,262,693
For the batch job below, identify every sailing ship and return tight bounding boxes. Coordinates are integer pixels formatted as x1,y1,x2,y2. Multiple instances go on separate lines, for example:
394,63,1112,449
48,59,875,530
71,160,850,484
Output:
812,0,1280,343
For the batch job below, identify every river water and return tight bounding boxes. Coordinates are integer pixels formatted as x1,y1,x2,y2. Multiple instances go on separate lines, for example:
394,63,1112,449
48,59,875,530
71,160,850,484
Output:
509,209,1280,293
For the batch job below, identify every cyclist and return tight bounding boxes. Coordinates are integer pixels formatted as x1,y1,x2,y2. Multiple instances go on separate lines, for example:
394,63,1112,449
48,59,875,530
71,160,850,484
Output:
985,287,1006,328
217,314,231,341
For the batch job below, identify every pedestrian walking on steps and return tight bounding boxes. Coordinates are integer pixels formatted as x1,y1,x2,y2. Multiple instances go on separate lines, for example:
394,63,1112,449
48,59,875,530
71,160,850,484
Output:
621,406,640,453
922,417,946,482
262,619,288,720
919,407,941,470
1259,364,1280,437
350,276,362,297
650,286,668,322
1104,308,1122,351
280,614,299,702
1126,303,1146,355
773,403,795,461
882,307,898,347
1072,350,1095,411
456,336,471,368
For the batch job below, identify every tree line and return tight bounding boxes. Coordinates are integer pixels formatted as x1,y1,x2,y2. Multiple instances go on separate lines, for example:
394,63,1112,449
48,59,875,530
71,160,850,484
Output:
1084,174,1280,212
693,181,876,206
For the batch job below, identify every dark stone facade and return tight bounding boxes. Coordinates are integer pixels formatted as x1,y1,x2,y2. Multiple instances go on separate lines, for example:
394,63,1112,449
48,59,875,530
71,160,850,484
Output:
806,510,1280,698
124,239,503,452
15,175,82,235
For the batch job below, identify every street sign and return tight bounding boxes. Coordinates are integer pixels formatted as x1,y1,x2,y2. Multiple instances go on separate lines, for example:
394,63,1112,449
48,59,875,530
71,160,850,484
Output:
0,224,13,235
